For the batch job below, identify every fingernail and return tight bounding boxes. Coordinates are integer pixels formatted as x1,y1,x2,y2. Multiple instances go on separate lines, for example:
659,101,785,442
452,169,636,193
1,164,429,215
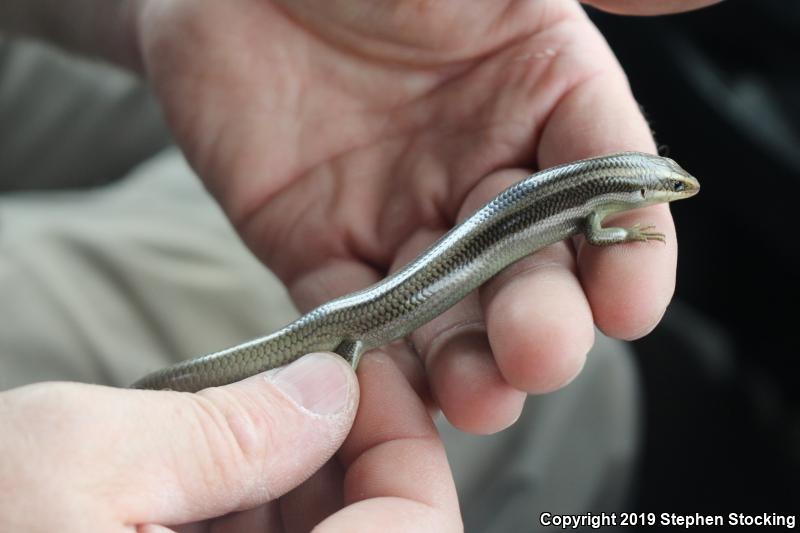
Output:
269,353,353,415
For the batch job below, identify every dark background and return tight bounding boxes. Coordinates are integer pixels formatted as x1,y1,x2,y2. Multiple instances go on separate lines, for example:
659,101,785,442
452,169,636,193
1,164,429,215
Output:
589,0,799,515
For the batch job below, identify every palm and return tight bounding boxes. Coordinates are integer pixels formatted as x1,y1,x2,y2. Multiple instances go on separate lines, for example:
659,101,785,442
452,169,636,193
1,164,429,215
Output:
143,0,601,271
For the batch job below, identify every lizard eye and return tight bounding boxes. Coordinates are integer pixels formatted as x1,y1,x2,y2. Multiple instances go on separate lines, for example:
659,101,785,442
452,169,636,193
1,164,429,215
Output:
673,181,686,192
639,188,647,198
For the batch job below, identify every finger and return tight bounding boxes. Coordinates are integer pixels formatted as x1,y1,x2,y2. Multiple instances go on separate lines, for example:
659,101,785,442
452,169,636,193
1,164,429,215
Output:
4,354,358,527
463,170,595,394
205,503,282,532
318,348,461,532
582,0,722,16
396,228,526,434
288,258,383,313
536,16,678,340
140,526,179,533
173,524,207,533
280,460,345,532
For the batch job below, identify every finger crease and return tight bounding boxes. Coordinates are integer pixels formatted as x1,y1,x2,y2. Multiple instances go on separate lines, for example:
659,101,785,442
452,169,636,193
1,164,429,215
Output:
419,319,486,363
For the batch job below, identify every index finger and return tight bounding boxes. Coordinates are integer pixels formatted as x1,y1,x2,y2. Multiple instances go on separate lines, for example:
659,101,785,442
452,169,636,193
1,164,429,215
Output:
535,13,678,340
317,346,461,532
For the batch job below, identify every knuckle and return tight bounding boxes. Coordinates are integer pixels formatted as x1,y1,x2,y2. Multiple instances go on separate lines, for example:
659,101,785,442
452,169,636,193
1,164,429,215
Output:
190,386,284,494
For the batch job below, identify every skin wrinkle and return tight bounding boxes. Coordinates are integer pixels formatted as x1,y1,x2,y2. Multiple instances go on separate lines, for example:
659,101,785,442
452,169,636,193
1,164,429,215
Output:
367,73,490,239
255,172,343,283
275,2,410,64
444,121,537,187
435,43,575,218
291,261,381,313
274,1,507,67
480,11,584,133
441,123,534,222
386,140,451,235
179,393,259,510
269,6,461,130
388,343,433,408
342,442,449,512
417,318,486,364
342,433,443,475
501,32,566,101
254,137,410,279
349,142,426,269
486,251,576,291
210,43,312,221
533,67,609,167
538,72,648,161
197,387,271,466
323,161,363,259
234,28,459,232
293,136,424,273
517,48,571,132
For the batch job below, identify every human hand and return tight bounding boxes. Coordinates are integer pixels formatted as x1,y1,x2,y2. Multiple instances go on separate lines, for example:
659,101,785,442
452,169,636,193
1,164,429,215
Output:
0,353,459,532
128,0,718,434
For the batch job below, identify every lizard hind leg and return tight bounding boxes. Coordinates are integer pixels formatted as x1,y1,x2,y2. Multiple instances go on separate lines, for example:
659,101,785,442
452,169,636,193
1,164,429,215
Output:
334,339,366,370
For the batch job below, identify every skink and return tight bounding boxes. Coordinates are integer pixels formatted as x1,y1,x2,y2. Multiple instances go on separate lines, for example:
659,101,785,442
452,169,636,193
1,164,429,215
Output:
133,151,699,392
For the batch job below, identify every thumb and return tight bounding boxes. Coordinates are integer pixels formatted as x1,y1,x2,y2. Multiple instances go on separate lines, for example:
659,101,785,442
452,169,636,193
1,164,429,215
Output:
7,352,359,526
1,353,357,529
128,352,359,524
